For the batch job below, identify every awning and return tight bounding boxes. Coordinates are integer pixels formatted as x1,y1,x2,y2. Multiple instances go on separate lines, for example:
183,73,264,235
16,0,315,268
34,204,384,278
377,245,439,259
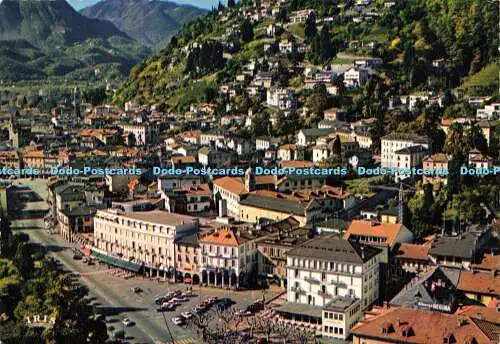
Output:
91,251,143,273
81,248,92,256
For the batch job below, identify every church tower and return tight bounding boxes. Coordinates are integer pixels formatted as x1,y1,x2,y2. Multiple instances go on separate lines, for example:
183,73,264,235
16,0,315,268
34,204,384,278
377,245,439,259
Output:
244,166,255,192
73,86,81,117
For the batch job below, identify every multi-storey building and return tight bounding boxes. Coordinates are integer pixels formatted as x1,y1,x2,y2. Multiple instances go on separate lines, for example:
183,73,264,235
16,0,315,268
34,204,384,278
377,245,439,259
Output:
380,133,431,168
281,235,382,340
93,209,198,277
343,68,369,88
58,205,95,243
423,153,449,186
119,123,160,146
175,234,202,284
199,227,259,288
266,87,297,110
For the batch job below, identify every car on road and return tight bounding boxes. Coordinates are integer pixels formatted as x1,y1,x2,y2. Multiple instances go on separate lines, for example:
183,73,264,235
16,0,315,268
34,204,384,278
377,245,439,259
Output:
155,297,168,305
171,297,188,303
171,317,184,326
121,318,134,327
131,286,143,293
72,254,83,260
180,311,193,319
157,304,176,312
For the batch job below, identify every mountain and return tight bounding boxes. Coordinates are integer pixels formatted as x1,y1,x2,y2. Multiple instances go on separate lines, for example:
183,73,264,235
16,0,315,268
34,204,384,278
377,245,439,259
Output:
80,0,207,48
114,0,498,109
69,0,225,11
0,0,149,83
0,0,127,44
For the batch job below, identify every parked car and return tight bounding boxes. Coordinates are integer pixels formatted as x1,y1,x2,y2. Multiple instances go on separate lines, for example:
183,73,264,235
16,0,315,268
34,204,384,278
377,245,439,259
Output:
122,318,134,327
72,254,83,260
171,317,184,326
131,286,142,293
181,311,193,319
171,297,188,303
157,304,176,312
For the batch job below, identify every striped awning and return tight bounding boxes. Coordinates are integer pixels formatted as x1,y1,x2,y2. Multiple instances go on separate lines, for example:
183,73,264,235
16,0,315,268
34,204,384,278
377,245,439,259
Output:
91,251,143,273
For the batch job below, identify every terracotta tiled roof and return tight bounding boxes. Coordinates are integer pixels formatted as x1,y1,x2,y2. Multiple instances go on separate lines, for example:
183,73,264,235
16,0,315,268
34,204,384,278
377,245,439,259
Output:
171,155,197,164
344,220,408,246
457,271,499,296
281,160,313,168
185,184,211,196
352,307,495,343
178,130,202,139
441,117,471,126
213,177,246,195
472,254,500,272
396,242,431,261
199,229,240,246
455,305,500,324
423,153,449,163
255,175,276,185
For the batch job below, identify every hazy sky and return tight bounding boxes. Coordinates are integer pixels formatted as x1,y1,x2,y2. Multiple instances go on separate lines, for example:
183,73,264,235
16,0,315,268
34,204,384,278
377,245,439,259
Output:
69,0,227,10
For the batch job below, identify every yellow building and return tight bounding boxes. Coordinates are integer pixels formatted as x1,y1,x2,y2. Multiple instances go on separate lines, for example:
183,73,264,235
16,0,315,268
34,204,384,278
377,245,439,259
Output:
239,194,321,226
457,270,499,306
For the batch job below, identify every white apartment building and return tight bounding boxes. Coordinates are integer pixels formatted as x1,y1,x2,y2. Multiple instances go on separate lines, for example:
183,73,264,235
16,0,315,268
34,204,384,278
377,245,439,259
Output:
283,235,382,340
120,123,160,146
256,136,280,151
93,209,198,277
266,87,297,110
289,9,314,23
476,103,500,119
343,68,369,88
394,145,427,180
380,133,431,168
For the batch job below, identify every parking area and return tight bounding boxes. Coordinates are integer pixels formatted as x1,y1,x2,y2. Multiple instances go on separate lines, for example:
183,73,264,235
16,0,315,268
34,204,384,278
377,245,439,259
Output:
7,178,285,343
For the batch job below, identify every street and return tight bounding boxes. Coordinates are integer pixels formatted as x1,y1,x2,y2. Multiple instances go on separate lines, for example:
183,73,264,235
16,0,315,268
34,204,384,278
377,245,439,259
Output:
7,179,281,344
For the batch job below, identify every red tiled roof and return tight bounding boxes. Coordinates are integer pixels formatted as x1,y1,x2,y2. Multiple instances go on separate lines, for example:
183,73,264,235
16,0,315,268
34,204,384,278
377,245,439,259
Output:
396,242,431,261
457,271,500,296
344,220,408,246
199,229,240,246
213,177,246,195
352,307,495,343
281,160,314,168
472,254,500,272
455,305,499,324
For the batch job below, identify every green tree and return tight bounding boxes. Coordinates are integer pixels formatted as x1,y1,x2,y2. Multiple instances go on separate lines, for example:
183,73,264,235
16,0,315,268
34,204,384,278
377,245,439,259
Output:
251,112,271,137
304,12,317,41
0,217,12,258
241,19,254,43
467,123,488,155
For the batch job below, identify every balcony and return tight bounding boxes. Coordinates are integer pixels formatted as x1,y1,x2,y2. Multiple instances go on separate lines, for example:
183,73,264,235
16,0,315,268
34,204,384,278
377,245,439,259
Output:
330,280,348,288
304,276,321,285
